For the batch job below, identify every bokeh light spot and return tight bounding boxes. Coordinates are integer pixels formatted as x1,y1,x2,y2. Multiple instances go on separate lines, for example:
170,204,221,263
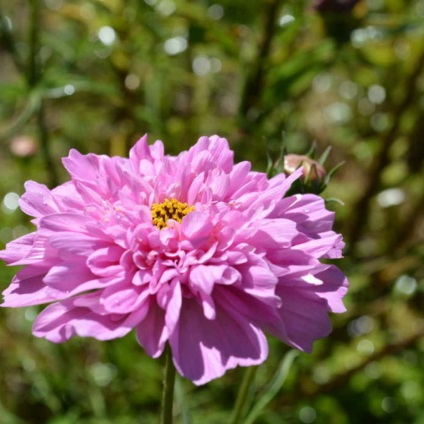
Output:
279,14,295,27
395,275,417,296
164,36,187,55
299,406,316,423
357,339,375,355
207,4,224,20
193,56,211,76
2,192,20,214
376,188,405,208
368,84,386,104
125,74,140,90
98,26,116,46
64,84,75,95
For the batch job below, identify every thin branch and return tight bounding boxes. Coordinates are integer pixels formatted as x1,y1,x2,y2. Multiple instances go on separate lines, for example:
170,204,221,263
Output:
282,330,424,404
0,12,26,73
37,103,59,187
308,331,423,396
239,0,283,123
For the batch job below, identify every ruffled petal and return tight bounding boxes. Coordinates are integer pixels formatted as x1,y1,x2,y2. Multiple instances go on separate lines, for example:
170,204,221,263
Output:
0,134,348,385
33,294,146,342
19,181,59,217
266,284,334,352
170,297,268,385
0,233,36,264
136,299,168,358
2,265,64,306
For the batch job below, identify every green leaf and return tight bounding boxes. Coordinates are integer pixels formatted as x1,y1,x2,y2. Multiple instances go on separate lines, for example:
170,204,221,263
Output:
244,350,299,424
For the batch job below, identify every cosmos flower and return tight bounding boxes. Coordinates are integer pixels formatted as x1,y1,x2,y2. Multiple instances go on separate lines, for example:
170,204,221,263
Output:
0,135,348,385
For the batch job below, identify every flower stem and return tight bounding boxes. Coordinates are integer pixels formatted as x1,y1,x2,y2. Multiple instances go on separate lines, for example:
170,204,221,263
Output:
160,345,176,424
229,366,258,424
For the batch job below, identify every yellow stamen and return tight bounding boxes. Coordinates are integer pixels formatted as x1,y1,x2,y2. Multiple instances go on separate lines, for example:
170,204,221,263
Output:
151,198,195,229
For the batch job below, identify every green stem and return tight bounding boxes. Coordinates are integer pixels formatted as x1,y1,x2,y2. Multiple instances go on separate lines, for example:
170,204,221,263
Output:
160,346,176,424
230,366,258,424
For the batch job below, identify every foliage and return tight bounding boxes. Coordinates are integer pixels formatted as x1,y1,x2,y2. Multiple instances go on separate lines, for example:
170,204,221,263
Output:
0,0,423,423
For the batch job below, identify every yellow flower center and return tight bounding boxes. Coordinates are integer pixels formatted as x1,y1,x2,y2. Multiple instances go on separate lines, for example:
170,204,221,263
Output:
151,198,195,229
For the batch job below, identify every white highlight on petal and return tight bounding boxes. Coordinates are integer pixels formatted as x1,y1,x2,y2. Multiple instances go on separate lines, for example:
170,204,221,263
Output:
302,274,323,286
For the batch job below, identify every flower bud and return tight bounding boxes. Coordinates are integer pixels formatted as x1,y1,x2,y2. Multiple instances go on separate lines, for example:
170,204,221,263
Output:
283,154,327,195
284,154,326,181
10,136,38,158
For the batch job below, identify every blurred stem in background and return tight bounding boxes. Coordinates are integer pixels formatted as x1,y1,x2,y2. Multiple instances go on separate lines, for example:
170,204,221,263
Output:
0,12,25,73
239,0,283,125
347,46,424,256
28,0,58,187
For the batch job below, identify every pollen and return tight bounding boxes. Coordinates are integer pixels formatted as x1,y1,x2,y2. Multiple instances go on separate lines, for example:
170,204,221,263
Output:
151,198,195,229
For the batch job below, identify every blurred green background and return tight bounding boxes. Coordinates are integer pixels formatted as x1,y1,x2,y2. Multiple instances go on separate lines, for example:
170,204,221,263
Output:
0,0,423,423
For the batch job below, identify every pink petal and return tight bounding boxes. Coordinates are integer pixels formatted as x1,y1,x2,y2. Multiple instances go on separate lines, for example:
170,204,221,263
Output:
100,283,150,314
266,286,333,352
181,211,213,245
273,194,335,236
250,218,298,248
39,213,91,233
0,233,36,264
189,264,228,295
169,297,268,385
62,149,102,182
129,134,152,169
87,245,125,276
293,233,343,258
136,300,168,358
33,294,145,342
2,266,63,306
164,280,182,335
48,233,108,258
310,265,348,313
19,181,59,217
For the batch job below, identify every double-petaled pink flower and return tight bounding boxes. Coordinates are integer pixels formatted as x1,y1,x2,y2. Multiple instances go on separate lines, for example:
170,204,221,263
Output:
1,135,348,385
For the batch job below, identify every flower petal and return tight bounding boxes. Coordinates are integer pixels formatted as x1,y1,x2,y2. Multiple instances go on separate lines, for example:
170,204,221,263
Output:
169,297,268,385
136,300,168,358
266,285,333,352
33,294,145,342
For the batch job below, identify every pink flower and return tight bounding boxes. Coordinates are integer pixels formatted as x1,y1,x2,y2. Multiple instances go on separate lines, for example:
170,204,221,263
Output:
0,135,348,385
